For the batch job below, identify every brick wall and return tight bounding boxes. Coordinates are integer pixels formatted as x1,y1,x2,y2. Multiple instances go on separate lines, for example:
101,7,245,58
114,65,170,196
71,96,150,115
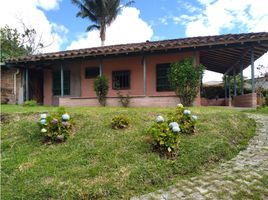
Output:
232,93,257,107
201,98,226,106
59,95,201,107
1,68,22,104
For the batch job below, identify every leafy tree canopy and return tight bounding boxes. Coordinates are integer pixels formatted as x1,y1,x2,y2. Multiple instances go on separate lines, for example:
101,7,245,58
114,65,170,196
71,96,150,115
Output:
168,58,204,106
0,25,30,62
1,23,45,63
72,0,134,46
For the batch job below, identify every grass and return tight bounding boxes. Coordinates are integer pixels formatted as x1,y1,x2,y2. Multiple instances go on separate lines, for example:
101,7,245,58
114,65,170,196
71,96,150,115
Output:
244,106,268,115
1,105,256,199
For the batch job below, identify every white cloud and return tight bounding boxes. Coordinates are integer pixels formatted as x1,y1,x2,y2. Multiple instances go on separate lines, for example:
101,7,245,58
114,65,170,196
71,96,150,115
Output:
67,7,153,49
0,0,67,53
175,0,268,37
174,0,268,81
37,0,61,11
159,17,168,25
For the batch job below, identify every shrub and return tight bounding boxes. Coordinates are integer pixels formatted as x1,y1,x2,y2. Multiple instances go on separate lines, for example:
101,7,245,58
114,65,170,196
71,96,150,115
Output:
168,58,204,106
147,104,198,156
38,107,74,143
23,100,38,107
117,91,131,107
167,105,197,135
111,115,130,129
148,121,180,155
94,75,109,106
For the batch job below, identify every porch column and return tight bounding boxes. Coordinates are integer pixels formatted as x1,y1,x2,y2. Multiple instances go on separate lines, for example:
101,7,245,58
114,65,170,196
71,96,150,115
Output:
228,74,231,106
99,59,103,76
60,64,64,97
224,75,227,100
25,67,29,101
143,56,147,96
251,48,255,93
240,56,244,95
233,69,237,96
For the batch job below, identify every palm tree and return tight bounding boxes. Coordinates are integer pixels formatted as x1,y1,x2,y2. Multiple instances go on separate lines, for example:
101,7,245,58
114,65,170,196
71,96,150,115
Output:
72,0,134,46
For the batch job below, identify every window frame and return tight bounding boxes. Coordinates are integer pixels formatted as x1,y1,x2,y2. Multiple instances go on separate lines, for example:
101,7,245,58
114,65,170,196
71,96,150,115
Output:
112,70,131,90
85,67,100,79
156,63,172,92
52,70,71,96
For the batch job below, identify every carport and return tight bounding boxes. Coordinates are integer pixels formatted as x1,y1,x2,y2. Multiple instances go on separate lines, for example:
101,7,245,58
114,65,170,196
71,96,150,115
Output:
199,33,268,107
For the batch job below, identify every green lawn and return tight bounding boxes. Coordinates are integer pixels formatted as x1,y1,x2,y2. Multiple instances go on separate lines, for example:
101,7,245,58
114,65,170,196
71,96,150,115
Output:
244,106,268,115
1,105,256,199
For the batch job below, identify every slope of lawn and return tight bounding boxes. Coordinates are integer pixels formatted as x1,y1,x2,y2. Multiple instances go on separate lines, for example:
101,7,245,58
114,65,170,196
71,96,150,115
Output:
244,106,268,115
1,105,256,200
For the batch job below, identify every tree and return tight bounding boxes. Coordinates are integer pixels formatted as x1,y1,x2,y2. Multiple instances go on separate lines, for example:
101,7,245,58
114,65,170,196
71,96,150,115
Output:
72,0,134,46
0,24,47,63
0,25,30,62
168,58,204,106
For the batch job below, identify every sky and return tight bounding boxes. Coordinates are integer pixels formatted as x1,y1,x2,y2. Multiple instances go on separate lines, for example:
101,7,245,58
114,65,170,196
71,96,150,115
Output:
1,0,268,82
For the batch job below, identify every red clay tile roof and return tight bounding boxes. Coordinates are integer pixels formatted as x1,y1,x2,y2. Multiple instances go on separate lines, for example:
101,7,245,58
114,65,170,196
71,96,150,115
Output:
7,32,268,64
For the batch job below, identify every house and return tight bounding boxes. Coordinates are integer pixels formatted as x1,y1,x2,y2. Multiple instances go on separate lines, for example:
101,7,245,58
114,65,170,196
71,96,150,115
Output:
2,32,268,107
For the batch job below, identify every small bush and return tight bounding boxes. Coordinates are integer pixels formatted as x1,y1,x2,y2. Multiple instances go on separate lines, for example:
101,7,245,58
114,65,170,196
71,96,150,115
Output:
111,115,130,129
264,94,268,106
147,104,198,156
117,91,131,107
148,122,180,155
94,75,109,106
38,107,74,143
23,100,38,107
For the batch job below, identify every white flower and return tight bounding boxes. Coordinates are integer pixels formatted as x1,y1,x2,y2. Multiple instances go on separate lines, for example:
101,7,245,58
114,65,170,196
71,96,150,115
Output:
40,119,46,125
177,103,183,108
41,128,47,133
184,110,191,115
192,115,198,121
172,126,180,133
62,113,70,121
169,122,179,128
156,115,164,123
40,113,47,119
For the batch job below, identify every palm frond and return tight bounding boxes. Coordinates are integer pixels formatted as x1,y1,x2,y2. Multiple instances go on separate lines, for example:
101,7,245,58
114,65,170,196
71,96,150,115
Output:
86,24,100,32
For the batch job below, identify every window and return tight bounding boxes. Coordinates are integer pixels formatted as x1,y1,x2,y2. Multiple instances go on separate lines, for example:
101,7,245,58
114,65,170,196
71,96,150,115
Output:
112,70,130,89
156,63,172,91
52,70,70,95
85,67,99,79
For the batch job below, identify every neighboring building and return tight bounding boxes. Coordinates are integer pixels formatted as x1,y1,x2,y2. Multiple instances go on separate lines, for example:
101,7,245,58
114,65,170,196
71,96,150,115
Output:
244,73,268,90
2,32,268,107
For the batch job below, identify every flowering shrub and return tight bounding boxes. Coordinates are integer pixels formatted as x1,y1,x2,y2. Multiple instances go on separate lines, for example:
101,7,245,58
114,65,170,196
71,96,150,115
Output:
147,104,198,156
167,104,197,135
111,115,130,129
38,107,74,143
148,116,180,155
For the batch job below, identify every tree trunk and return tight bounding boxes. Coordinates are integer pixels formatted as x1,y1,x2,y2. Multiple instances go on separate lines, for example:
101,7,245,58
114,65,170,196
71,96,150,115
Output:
100,25,106,46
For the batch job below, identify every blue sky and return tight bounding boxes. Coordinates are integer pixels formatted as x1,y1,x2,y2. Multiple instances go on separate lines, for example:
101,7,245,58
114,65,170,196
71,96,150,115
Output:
1,0,268,81
44,0,188,49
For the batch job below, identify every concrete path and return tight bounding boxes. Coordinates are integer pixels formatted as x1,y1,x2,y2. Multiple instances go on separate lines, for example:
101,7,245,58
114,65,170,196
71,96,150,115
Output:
131,114,268,200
